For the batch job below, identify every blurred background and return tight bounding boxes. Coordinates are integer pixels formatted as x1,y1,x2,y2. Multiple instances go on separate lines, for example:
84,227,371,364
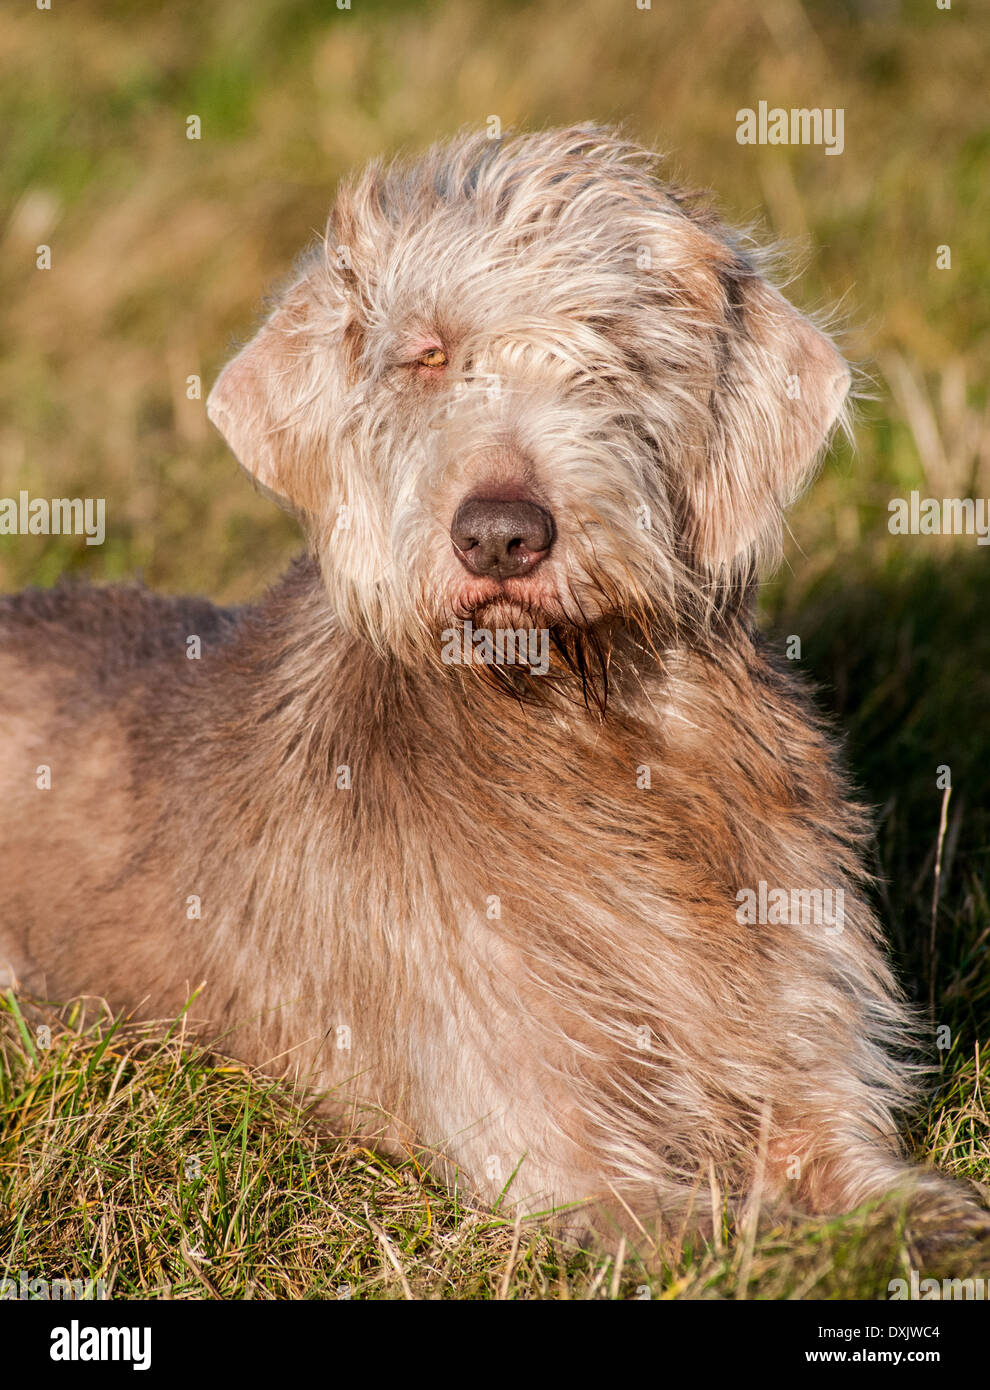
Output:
1,0,988,1025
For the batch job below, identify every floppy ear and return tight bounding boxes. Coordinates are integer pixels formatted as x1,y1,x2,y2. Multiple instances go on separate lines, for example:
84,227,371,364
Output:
207,274,347,516
684,271,850,574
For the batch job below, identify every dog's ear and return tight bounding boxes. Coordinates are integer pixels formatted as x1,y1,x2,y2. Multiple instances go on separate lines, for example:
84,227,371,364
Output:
207,274,346,516
685,269,850,575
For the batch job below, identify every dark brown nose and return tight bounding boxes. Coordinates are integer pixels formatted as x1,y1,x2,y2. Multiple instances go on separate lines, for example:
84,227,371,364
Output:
450,496,555,579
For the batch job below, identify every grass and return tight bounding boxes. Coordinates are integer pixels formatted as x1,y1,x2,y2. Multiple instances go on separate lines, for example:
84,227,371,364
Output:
1,0,988,1298
2,994,987,1300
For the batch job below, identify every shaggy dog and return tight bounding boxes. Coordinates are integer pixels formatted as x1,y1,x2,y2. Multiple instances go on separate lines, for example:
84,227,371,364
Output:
0,126,980,1244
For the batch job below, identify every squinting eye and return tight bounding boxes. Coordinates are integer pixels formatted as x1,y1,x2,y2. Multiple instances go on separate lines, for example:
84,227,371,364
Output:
415,347,448,368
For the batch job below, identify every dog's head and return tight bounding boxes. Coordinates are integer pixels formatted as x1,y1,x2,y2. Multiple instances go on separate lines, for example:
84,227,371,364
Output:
208,126,849,681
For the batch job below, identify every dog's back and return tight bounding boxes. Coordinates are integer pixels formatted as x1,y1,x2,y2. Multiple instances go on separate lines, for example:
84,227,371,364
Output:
0,582,239,1000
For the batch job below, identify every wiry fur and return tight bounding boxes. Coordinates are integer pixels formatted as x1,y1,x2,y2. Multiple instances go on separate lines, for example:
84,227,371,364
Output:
0,127,982,1245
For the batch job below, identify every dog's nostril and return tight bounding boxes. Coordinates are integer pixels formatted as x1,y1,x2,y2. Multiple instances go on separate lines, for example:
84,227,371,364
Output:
451,496,555,579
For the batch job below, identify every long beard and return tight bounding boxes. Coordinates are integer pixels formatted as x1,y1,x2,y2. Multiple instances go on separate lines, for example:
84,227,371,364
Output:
445,555,666,709
453,604,660,716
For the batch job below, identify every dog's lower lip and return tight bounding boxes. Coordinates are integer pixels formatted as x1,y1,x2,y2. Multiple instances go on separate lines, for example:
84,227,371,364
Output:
456,578,546,610
461,576,531,597
454,581,550,621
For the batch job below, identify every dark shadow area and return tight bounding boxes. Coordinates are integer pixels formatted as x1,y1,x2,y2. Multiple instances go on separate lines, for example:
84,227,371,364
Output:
765,547,990,1040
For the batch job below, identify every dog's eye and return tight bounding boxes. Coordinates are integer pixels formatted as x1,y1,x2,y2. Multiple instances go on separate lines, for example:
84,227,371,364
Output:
414,347,448,368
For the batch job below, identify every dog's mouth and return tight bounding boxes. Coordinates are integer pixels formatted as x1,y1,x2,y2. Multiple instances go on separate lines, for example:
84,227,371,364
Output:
450,574,560,625
439,577,624,713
